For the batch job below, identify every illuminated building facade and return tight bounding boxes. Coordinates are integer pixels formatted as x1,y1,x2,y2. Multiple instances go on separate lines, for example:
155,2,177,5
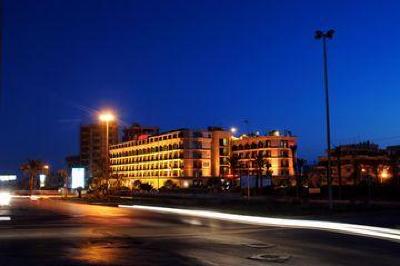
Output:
109,128,231,188
231,130,297,183
80,122,119,178
309,142,398,187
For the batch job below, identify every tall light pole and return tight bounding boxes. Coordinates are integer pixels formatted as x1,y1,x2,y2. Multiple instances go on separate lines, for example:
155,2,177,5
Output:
315,29,335,209
99,111,115,187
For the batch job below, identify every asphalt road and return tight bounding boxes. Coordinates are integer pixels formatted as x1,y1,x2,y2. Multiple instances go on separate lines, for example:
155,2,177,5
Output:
0,198,399,266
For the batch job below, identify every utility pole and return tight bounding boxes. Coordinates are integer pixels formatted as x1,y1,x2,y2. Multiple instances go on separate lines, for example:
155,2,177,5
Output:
315,29,335,209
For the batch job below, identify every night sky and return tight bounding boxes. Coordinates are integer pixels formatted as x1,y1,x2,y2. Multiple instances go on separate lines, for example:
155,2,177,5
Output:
2,0,400,172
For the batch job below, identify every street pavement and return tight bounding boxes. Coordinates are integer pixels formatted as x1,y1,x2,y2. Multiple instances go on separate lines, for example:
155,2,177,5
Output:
0,198,399,266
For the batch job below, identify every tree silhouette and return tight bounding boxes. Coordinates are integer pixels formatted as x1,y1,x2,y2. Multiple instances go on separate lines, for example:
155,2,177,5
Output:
20,159,44,195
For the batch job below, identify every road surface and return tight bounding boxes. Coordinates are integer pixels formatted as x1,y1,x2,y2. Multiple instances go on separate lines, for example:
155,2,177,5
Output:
0,198,399,265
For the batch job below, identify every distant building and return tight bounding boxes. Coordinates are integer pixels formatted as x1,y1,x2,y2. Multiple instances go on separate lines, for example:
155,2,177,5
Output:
122,123,159,142
387,145,400,157
109,128,232,189
231,130,297,184
80,122,119,179
309,141,398,187
66,155,81,168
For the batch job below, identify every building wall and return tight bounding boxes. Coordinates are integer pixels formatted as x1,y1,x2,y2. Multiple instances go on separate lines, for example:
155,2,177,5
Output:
80,122,118,178
109,128,297,188
210,130,232,177
231,133,297,178
309,154,393,187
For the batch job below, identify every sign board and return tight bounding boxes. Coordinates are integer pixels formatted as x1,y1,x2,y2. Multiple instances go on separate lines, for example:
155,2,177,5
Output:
71,168,85,189
39,174,46,188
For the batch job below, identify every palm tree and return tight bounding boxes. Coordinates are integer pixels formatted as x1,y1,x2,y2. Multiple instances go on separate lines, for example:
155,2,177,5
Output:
254,153,265,191
57,169,68,186
296,158,307,199
56,169,68,197
20,159,44,195
265,159,272,186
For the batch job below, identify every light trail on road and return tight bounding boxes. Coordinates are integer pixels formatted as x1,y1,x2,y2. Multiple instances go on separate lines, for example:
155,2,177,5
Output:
119,205,400,243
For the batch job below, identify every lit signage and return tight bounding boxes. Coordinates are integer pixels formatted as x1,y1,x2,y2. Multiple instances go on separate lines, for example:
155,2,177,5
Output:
71,168,85,189
0,175,17,181
39,174,46,188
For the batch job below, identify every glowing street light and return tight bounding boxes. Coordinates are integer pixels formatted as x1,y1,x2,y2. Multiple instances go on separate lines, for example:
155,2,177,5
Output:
99,112,115,122
230,127,237,134
99,111,116,181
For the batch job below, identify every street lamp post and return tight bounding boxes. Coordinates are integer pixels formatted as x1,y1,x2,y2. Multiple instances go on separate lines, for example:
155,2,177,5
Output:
315,29,335,209
99,112,115,189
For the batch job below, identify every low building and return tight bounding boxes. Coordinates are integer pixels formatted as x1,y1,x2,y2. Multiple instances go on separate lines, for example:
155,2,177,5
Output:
109,128,232,189
309,142,397,187
231,130,297,184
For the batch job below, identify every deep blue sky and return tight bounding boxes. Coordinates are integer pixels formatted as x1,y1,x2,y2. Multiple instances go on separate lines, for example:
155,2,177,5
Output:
2,0,400,172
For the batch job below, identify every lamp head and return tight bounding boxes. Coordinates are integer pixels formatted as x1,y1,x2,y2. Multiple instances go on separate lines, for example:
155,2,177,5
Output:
99,112,115,122
314,30,323,40
326,29,335,39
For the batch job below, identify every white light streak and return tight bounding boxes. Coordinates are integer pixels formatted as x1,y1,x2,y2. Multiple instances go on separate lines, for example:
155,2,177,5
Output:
119,205,400,243
0,175,17,181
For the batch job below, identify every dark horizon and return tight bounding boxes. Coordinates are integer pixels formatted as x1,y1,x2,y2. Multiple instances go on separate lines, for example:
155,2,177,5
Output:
2,0,400,172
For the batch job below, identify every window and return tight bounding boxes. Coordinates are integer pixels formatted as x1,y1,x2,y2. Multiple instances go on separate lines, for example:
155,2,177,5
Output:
280,140,288,148
220,157,228,165
220,166,229,174
280,150,289,157
219,147,229,156
193,131,202,138
193,160,202,168
262,150,272,157
193,152,202,159
281,169,289,176
192,141,202,149
219,138,228,146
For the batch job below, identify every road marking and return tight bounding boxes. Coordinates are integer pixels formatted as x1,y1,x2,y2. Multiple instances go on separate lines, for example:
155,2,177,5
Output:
248,254,291,263
244,243,275,248
119,205,400,243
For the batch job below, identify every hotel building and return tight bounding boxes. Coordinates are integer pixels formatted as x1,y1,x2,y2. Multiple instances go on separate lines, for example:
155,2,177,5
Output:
231,130,297,183
109,127,231,189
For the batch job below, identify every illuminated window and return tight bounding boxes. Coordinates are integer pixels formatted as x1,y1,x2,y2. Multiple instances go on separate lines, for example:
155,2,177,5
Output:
219,138,228,146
